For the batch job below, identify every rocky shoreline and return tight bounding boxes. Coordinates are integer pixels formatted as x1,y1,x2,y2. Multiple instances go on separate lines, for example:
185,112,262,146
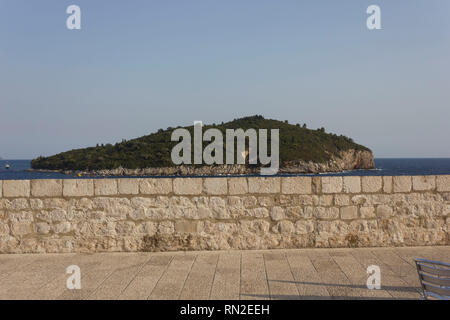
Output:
28,149,375,177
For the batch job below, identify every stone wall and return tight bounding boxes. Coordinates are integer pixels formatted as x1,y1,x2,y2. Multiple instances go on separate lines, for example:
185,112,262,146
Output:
0,176,449,254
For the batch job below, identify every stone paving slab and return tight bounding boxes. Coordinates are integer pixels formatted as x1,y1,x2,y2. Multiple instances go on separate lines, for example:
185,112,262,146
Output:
210,252,241,300
0,246,448,300
241,253,270,300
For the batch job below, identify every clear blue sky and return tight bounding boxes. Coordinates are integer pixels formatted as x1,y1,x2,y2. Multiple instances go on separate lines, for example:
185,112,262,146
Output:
1,0,449,159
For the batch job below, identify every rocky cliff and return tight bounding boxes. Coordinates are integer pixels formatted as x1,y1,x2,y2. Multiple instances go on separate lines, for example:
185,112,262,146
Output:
49,149,374,176
280,149,375,174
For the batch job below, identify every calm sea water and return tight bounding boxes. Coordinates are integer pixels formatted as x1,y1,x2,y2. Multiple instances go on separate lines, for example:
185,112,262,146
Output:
1,159,450,180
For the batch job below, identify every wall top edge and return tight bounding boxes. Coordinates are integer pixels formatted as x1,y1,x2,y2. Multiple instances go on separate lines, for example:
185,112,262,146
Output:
1,174,450,182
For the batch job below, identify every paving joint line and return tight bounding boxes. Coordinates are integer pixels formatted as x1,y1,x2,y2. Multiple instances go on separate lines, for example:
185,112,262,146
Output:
177,253,199,300
262,253,272,300
207,253,220,300
283,252,301,298
117,254,155,299
146,254,175,300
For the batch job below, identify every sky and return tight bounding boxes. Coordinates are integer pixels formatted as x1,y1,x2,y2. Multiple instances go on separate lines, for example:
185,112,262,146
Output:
1,0,449,159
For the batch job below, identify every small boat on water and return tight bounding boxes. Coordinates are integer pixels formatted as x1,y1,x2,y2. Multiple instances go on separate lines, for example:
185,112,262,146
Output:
5,164,10,169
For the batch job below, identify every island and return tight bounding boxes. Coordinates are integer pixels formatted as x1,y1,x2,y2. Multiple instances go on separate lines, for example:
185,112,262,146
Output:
31,116,375,175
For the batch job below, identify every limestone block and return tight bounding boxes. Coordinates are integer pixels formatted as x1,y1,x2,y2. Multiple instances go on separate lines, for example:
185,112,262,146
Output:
302,207,314,219
53,222,71,234
244,208,269,218
319,195,334,206
115,221,136,235
6,199,29,210
351,195,369,206
294,220,314,235
321,177,342,194
63,180,94,197
270,206,285,221
437,175,450,192
242,196,258,208
443,204,449,217
228,178,248,195
362,176,382,193
360,207,376,219
117,178,139,195
176,196,198,210
44,198,68,209
137,221,157,236
211,207,230,220
94,179,118,196
30,199,44,210
203,178,227,195
369,194,392,205
10,222,32,236
132,196,169,209
3,180,30,198
376,205,394,218
393,176,412,193
227,196,243,209
285,206,303,219
158,221,174,234
209,196,226,208
317,220,349,234
173,178,202,195
412,176,436,191
383,176,393,193
31,180,62,197
9,211,33,222
240,220,270,235
334,194,350,206
49,209,71,222
312,177,321,193
35,222,50,235
272,221,294,234
140,178,173,195
175,221,200,233
145,208,167,220
349,220,378,233
93,197,132,219
248,177,280,194
340,206,358,220
258,196,275,207
441,193,450,202
129,208,146,221
281,177,312,194
343,176,361,193
0,222,9,236
314,207,339,220
276,195,294,206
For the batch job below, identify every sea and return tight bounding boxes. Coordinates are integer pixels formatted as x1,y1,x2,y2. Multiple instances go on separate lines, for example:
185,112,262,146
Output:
1,158,450,180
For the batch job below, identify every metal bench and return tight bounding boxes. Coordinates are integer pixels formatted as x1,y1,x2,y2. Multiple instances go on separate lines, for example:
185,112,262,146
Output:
414,258,450,300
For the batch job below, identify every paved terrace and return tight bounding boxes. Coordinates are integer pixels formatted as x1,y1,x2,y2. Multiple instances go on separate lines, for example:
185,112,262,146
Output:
0,246,449,300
